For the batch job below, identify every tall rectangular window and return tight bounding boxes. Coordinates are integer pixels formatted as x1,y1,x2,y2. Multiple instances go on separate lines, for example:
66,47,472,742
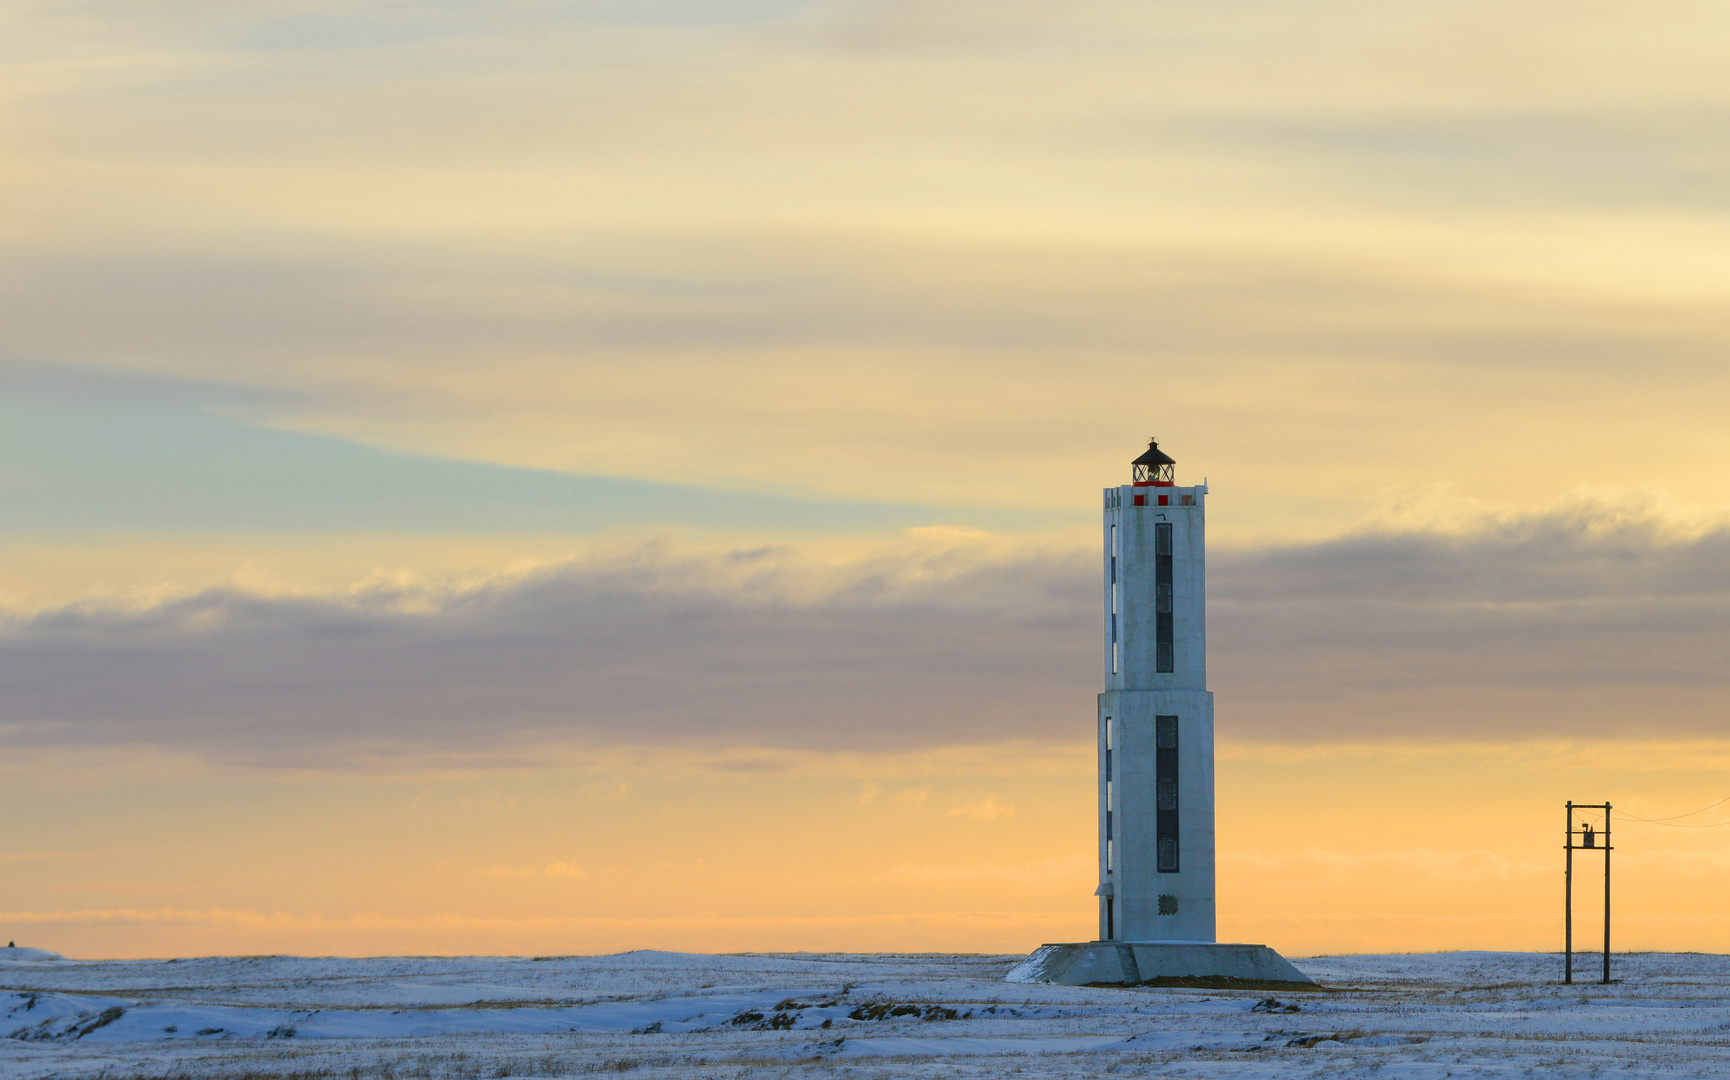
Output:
1110,523,1119,674
1104,717,1114,873
1155,523,1174,673
1156,715,1179,873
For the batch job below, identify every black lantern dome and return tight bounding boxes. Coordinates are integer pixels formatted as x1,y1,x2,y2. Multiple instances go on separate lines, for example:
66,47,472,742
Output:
1131,438,1175,487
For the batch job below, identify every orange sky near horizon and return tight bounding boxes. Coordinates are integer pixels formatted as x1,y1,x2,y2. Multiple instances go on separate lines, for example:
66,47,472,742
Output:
7,737,1729,960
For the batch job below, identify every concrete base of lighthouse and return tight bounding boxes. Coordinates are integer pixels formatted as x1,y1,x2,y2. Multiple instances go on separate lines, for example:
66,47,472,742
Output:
1005,941,1315,988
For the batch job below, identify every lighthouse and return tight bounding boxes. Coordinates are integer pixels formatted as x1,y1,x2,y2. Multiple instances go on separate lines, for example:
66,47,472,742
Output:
1005,439,1311,987
1098,438,1215,942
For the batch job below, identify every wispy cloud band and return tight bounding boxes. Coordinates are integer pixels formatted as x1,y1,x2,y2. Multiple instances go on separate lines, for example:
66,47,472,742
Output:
5,503,1726,768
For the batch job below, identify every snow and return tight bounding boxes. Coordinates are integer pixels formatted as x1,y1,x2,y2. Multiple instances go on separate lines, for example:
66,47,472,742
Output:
4,949,1730,1077
0,950,64,965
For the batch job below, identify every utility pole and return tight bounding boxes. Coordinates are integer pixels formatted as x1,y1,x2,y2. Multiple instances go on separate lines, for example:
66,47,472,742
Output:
1563,801,1612,985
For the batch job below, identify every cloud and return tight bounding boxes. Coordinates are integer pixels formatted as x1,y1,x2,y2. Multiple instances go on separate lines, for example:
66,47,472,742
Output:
0,359,988,537
7,234,1727,530
947,798,1015,821
1217,496,1730,605
0,537,1095,769
2,502,1729,768
1212,503,1730,742
9,1,1730,533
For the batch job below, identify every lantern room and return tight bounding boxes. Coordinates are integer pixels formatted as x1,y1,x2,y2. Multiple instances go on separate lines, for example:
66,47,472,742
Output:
1131,438,1176,487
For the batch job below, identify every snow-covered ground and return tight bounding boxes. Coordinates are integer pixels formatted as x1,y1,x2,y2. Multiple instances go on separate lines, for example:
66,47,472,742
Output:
5,947,1729,1078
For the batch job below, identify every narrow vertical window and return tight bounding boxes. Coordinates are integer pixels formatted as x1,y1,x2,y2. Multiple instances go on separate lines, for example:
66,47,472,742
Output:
1107,898,1115,939
1110,523,1119,675
1155,523,1174,673
1104,717,1114,873
1156,715,1179,873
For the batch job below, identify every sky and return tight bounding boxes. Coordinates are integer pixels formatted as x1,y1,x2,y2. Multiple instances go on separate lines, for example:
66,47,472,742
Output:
3,0,1730,959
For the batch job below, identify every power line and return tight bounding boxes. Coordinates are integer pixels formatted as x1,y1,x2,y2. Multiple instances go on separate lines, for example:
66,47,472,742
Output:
1625,795,1730,823
1614,803,1730,828
1615,815,1730,828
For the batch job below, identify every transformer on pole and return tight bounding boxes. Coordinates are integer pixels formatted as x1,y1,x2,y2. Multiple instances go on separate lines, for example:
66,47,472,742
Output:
1563,801,1612,985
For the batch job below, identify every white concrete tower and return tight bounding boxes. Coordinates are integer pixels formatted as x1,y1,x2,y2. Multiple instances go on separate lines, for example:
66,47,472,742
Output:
1097,438,1214,942
1006,444,1308,984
